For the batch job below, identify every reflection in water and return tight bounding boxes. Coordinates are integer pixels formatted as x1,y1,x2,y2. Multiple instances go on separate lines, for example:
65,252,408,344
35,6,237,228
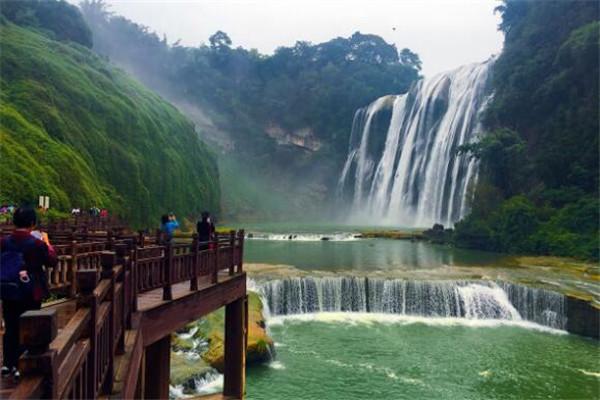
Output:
244,239,503,271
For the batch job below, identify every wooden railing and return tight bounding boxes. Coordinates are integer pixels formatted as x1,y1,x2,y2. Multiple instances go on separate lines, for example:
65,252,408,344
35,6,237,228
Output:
10,230,245,399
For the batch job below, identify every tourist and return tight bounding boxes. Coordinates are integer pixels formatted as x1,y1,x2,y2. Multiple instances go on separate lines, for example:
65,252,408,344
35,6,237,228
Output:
160,213,179,243
196,211,216,242
196,211,216,248
100,208,108,218
0,206,57,379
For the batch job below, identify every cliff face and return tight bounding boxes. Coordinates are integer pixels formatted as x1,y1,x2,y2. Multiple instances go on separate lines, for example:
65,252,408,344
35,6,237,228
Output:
0,20,220,226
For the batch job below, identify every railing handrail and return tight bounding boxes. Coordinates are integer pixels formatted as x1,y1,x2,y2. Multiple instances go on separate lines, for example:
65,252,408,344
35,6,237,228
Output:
10,227,246,399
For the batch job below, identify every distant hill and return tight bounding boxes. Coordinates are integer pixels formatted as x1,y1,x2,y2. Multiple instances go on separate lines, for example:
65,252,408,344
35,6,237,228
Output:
0,17,220,226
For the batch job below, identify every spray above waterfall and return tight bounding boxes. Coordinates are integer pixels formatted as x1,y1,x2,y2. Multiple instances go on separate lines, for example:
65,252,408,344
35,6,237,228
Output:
337,58,495,227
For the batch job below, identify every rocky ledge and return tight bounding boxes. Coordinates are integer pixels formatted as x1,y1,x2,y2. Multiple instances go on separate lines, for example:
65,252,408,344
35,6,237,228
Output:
170,291,273,394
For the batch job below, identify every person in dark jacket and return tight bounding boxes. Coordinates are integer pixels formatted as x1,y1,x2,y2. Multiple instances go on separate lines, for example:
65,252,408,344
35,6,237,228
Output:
196,211,216,244
1,206,57,379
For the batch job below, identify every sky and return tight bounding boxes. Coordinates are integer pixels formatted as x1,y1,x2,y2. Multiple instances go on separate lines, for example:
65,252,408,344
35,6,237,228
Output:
78,0,504,77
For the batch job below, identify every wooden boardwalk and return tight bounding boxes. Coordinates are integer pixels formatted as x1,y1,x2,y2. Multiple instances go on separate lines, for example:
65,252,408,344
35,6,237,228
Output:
1,224,248,399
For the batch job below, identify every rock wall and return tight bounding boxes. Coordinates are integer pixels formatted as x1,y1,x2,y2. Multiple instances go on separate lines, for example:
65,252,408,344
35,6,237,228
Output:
566,296,600,340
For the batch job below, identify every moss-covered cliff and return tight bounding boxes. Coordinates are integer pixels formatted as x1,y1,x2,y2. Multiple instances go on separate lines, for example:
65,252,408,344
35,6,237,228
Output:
0,19,220,226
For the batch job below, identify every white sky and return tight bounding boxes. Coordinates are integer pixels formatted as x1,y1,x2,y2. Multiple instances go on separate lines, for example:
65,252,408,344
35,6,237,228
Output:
79,0,504,77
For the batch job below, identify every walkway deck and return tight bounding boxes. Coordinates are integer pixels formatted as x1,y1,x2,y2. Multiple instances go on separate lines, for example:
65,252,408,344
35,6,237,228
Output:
1,228,248,399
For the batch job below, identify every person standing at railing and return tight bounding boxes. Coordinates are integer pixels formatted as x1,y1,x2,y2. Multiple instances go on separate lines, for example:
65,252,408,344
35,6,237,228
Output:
196,211,216,249
160,213,179,243
0,206,57,380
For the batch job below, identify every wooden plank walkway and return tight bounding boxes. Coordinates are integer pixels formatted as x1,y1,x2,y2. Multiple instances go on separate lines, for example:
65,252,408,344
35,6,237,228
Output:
137,272,236,312
1,227,248,399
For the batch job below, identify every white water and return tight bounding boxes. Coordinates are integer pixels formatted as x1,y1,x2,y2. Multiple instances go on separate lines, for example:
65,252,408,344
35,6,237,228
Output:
337,58,495,227
266,313,567,335
246,232,360,242
258,277,567,330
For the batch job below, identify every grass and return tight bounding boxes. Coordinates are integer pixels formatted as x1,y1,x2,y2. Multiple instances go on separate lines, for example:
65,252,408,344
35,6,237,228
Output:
0,21,220,227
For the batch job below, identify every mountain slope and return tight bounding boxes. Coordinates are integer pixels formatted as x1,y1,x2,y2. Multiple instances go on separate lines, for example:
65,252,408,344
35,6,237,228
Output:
0,20,220,225
454,0,599,259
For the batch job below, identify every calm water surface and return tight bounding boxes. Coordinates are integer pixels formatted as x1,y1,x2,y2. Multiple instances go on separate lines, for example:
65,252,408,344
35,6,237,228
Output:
243,223,506,271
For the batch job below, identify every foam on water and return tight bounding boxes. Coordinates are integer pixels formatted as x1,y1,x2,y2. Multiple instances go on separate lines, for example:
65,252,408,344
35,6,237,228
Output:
266,312,567,335
259,277,568,330
268,361,286,370
194,372,223,395
578,369,600,378
246,232,360,242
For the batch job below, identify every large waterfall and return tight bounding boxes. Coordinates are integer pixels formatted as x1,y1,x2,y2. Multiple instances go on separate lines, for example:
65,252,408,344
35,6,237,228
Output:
337,58,494,227
259,277,566,330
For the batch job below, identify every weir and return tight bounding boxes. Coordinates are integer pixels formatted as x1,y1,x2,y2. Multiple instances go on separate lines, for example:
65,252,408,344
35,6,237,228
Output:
258,277,574,331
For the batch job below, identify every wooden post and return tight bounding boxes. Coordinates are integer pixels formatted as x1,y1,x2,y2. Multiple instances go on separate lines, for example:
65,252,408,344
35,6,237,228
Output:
78,269,99,399
107,229,114,250
238,230,245,273
223,297,246,399
101,252,116,394
190,234,199,291
115,243,130,343
144,335,171,400
212,240,219,284
135,351,146,399
132,246,139,313
137,230,145,248
19,309,58,399
229,230,236,276
163,243,173,301
69,240,78,297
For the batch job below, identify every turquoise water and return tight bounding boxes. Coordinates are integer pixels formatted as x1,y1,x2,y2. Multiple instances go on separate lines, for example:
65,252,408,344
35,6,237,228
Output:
247,318,600,399
243,223,506,271
229,223,600,399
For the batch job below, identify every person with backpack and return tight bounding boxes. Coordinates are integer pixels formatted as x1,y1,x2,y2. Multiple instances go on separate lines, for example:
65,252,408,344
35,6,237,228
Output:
1,206,57,379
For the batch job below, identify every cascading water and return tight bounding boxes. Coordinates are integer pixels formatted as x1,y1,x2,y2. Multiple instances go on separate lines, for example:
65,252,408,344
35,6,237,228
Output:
258,277,567,330
337,58,495,227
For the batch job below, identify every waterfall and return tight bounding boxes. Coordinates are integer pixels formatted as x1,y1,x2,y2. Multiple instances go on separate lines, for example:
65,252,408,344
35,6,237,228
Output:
259,277,567,330
337,58,495,227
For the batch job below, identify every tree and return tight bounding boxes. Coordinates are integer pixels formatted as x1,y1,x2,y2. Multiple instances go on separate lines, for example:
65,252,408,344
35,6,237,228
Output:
458,128,527,196
209,30,232,50
399,48,421,70
1,0,93,48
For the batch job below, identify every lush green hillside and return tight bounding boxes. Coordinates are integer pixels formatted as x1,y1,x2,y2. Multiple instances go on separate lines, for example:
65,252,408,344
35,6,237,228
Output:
0,19,220,226
455,0,599,260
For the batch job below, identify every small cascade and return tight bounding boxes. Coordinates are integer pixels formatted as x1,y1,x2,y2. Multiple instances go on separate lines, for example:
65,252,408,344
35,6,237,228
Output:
246,232,359,242
258,277,567,330
337,58,495,227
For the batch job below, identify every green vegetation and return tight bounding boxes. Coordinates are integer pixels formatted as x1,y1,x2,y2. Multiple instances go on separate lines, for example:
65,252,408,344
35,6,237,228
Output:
455,0,599,260
172,292,273,374
1,0,92,48
359,230,424,241
0,14,220,226
79,1,422,220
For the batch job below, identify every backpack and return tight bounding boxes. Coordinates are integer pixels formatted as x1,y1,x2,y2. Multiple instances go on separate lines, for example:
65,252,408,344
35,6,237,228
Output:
1,236,35,301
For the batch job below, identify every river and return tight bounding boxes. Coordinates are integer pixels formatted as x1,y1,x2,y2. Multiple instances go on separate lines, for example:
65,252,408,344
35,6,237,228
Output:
184,223,599,399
